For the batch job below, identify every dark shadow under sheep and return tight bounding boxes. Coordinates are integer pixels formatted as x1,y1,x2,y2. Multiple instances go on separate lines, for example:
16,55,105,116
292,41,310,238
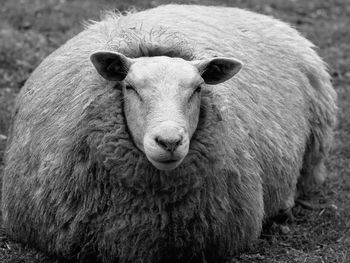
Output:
2,4,337,263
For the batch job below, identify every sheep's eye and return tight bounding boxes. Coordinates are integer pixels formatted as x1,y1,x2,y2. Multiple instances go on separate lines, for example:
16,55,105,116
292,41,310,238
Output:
125,85,135,91
189,86,202,102
194,86,202,94
125,84,142,100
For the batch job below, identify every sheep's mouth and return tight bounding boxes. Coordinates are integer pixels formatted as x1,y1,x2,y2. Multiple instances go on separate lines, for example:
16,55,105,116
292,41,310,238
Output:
148,157,184,171
158,159,179,164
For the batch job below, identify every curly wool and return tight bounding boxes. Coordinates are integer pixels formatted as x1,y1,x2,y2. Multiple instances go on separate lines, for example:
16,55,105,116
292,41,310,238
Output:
2,4,337,263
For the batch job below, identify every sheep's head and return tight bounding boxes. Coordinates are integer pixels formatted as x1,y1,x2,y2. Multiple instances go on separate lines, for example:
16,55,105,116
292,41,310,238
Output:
91,51,242,171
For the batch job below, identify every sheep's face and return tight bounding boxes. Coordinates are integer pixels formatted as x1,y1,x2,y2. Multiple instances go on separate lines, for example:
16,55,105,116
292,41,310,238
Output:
91,51,242,171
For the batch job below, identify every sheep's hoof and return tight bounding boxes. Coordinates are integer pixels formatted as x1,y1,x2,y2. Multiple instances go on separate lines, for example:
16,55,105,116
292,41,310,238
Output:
272,208,295,224
262,208,294,238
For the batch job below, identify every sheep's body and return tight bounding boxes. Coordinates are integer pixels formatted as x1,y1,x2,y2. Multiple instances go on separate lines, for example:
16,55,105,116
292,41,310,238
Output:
2,5,336,263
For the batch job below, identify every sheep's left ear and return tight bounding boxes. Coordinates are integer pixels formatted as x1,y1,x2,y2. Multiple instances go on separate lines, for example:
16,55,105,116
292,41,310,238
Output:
90,51,132,81
193,57,243,85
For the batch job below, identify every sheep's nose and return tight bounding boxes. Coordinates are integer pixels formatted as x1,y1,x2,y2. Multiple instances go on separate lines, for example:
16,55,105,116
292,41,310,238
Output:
155,136,183,153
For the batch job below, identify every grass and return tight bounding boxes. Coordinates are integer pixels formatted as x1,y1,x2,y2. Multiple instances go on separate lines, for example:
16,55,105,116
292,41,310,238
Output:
0,0,349,262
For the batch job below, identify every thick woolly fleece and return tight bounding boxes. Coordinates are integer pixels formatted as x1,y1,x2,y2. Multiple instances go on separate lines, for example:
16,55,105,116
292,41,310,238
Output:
2,4,337,263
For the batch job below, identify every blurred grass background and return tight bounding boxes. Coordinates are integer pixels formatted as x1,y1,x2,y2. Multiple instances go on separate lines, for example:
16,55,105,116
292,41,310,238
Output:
0,0,349,262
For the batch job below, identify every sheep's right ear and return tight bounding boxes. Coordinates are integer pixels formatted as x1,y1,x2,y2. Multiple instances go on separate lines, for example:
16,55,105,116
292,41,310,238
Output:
90,51,132,81
193,57,243,85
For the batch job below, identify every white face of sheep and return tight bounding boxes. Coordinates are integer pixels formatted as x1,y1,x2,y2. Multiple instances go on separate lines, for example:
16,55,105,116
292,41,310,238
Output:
90,51,242,171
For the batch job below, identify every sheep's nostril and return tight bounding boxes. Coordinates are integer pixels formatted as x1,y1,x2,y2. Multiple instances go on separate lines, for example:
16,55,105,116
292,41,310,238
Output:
155,136,182,153
155,137,167,149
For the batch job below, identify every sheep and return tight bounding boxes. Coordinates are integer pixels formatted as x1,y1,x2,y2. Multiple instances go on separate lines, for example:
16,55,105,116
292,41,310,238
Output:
1,4,337,263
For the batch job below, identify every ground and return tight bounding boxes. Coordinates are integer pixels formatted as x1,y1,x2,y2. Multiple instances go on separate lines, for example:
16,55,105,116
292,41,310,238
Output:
0,0,349,262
